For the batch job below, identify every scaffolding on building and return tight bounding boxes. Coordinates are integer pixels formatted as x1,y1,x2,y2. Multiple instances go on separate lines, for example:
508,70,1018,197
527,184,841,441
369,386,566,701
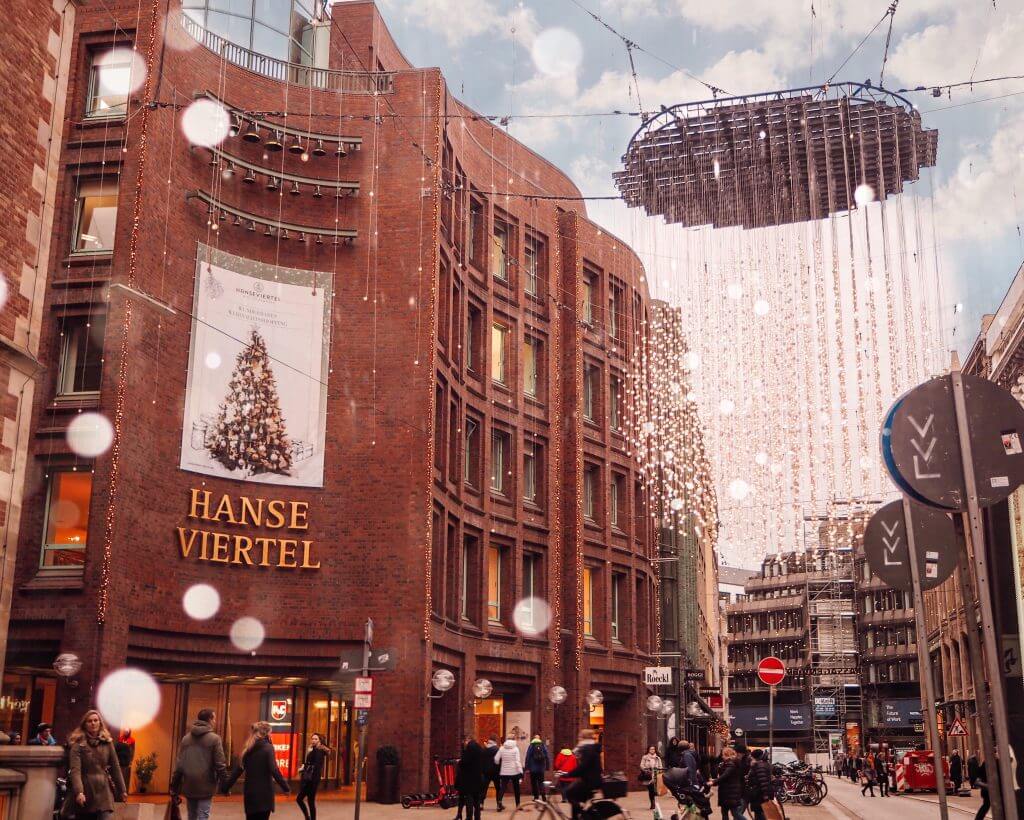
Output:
802,503,868,755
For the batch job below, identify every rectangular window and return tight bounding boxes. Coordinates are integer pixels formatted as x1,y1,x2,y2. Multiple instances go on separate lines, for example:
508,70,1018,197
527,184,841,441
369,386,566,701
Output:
461,537,472,620
583,364,599,421
523,336,539,398
57,314,106,396
469,198,485,269
521,553,539,631
524,234,545,297
463,418,480,488
41,470,91,569
523,440,538,504
611,573,623,642
86,52,133,118
583,464,598,522
609,283,625,342
466,304,482,374
610,474,625,529
491,322,508,384
73,180,119,254
609,374,621,430
447,400,460,485
582,276,595,326
487,545,502,623
583,567,594,637
491,220,509,281
490,429,510,495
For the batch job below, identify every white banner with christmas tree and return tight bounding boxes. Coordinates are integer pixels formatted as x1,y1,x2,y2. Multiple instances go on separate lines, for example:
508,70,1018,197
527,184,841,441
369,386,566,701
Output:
179,244,332,487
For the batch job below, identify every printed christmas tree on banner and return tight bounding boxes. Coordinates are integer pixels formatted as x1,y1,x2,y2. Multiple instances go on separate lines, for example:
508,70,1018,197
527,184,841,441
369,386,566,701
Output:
207,329,293,477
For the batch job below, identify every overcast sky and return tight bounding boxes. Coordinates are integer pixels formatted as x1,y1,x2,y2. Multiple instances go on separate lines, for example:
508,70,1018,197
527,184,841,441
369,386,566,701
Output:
373,0,1024,351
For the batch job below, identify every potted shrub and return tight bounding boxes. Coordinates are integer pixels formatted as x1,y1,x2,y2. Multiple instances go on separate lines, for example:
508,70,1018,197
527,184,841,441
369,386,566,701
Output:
376,745,400,804
134,752,158,794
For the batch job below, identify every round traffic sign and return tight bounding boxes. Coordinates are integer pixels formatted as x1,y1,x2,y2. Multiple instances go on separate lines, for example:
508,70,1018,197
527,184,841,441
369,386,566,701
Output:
883,375,1024,511
863,500,958,591
757,656,786,686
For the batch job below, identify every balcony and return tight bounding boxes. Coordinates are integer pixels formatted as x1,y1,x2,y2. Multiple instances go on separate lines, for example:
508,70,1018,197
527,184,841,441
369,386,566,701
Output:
180,14,394,93
728,627,807,644
726,594,805,615
858,608,915,627
864,643,917,660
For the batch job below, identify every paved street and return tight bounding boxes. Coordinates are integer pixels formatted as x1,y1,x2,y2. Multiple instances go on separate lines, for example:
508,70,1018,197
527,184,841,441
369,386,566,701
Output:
821,774,983,819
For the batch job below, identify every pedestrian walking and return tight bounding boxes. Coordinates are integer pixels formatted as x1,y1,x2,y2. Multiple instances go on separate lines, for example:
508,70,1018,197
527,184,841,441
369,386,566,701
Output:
744,748,773,820
494,736,524,810
710,746,747,820
524,734,551,801
482,737,501,810
222,721,290,820
950,750,964,794
874,753,890,797
860,762,878,797
975,760,990,820
565,729,602,820
640,746,662,810
666,737,684,769
968,751,980,789
66,709,127,820
454,738,485,820
850,754,862,783
170,707,228,820
680,740,701,786
295,733,330,820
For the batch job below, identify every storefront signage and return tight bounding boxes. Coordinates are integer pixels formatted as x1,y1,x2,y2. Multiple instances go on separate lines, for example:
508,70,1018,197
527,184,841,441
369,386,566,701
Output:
814,696,837,716
176,488,320,570
730,705,811,731
880,699,924,728
644,666,672,686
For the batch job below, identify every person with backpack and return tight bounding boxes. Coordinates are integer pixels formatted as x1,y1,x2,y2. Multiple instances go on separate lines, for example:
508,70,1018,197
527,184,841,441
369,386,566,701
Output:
170,708,227,820
744,749,773,820
524,735,551,802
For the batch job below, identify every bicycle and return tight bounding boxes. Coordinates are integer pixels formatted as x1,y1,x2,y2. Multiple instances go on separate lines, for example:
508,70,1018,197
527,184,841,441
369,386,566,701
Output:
510,779,631,819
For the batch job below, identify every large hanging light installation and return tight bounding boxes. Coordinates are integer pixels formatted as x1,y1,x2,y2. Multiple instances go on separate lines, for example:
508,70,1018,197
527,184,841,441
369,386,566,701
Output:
616,82,945,565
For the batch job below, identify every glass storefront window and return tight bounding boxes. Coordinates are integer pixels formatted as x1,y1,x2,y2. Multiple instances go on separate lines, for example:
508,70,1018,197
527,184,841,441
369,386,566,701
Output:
41,470,92,569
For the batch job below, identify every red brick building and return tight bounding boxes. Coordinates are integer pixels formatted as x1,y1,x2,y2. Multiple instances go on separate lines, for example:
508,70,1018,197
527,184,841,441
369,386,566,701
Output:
1,0,659,794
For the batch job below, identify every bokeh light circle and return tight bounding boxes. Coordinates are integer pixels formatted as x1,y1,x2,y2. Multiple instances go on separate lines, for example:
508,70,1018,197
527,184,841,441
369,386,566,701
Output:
513,597,552,636
67,412,114,457
230,617,265,652
97,668,161,729
181,98,231,147
531,28,583,77
183,584,221,620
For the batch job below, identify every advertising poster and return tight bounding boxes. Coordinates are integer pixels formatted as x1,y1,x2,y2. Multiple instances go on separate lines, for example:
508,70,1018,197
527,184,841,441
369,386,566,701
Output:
180,245,332,487
261,692,297,778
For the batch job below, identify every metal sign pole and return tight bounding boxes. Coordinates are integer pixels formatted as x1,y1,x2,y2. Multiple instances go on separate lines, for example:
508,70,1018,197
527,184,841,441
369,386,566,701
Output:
353,618,372,820
768,684,775,761
950,369,1019,818
902,496,949,820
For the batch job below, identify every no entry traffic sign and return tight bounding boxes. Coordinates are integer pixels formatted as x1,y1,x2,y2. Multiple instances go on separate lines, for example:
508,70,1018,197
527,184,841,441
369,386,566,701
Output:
758,656,787,686
864,500,958,591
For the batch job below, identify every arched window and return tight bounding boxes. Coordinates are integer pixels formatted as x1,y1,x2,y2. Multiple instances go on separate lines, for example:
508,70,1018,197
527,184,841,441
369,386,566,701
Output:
182,0,324,65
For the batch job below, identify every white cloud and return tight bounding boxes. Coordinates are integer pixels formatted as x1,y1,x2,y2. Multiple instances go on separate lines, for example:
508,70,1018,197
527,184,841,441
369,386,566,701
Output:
377,0,538,47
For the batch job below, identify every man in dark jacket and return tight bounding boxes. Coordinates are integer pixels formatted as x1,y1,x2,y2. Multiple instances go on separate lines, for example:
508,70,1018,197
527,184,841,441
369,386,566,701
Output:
967,752,980,789
875,753,890,797
666,738,684,769
680,741,701,786
566,730,602,820
170,708,228,820
482,737,501,810
524,735,551,801
746,749,773,820
713,747,746,820
950,750,964,794
454,738,485,820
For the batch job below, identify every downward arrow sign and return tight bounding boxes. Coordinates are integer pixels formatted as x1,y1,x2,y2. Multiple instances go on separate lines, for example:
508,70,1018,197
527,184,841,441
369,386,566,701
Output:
914,456,941,480
907,413,935,439
881,520,899,538
911,437,937,462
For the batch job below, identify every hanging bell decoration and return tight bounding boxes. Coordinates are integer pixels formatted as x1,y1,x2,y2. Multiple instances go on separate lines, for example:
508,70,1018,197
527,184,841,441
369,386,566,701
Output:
312,185,323,199
289,181,301,196
263,224,274,236
264,130,283,152
241,121,261,142
334,141,348,157
232,214,242,226
248,220,257,231
312,139,327,157
228,117,241,138
218,209,227,222
222,162,236,179
288,135,305,155
208,153,219,167
266,176,279,192
243,168,257,184
315,235,324,245
281,229,290,241
298,232,307,243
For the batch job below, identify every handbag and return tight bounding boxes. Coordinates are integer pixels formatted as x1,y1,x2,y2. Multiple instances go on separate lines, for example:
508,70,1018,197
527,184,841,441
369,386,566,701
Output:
638,769,653,784
762,798,785,820
655,771,669,797
164,795,183,820
58,792,78,820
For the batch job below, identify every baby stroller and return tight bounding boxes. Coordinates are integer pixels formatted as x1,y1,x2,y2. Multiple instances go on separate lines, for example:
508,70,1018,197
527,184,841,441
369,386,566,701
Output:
400,757,459,809
662,767,712,819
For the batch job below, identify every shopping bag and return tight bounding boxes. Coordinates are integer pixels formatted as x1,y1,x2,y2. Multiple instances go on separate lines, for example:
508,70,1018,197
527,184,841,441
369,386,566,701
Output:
164,795,182,820
655,771,669,796
762,798,785,820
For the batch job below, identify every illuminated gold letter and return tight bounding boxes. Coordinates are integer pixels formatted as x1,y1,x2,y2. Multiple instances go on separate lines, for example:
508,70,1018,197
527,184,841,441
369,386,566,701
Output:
232,535,254,565
266,500,286,529
177,527,199,558
239,496,264,527
278,539,298,568
289,502,310,530
189,489,212,520
211,532,230,563
300,540,320,570
213,494,238,525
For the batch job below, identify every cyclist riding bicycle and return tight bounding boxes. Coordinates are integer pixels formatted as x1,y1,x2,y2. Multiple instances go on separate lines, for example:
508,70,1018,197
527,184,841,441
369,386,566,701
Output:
565,729,602,820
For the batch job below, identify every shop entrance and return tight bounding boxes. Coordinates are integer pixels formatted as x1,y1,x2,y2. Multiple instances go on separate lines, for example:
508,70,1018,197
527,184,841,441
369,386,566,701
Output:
130,680,355,795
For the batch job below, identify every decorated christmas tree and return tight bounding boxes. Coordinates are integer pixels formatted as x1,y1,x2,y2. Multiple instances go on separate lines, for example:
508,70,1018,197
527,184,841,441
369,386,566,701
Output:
207,329,293,477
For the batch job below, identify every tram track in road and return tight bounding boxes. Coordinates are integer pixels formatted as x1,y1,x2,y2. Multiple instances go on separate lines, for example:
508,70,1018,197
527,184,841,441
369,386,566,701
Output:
822,774,982,819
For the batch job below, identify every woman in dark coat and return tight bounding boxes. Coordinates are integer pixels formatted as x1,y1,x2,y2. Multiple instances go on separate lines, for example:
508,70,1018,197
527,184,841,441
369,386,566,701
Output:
745,749,773,820
454,738,486,820
67,709,127,819
712,747,747,820
296,733,329,820
223,721,290,820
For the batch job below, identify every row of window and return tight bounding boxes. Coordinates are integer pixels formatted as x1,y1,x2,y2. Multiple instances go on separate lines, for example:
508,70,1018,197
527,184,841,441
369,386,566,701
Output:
727,610,805,634
728,642,803,665
863,625,916,649
430,513,652,647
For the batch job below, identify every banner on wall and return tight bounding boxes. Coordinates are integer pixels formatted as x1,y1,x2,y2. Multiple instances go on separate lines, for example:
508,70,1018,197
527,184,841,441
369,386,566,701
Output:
180,245,332,487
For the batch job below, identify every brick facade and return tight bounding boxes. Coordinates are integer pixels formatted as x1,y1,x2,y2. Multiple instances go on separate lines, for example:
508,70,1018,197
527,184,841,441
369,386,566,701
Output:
4,0,658,793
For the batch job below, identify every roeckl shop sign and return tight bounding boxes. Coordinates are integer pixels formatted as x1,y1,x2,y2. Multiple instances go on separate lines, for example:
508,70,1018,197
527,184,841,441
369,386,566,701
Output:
175,489,321,570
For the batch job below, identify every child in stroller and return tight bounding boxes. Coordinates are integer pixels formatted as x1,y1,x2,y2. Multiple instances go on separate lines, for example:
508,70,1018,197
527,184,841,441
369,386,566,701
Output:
662,766,712,819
